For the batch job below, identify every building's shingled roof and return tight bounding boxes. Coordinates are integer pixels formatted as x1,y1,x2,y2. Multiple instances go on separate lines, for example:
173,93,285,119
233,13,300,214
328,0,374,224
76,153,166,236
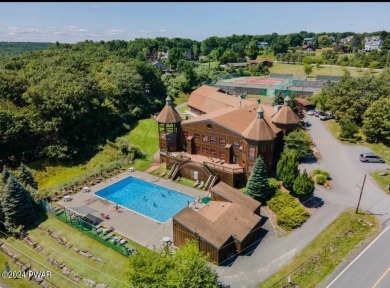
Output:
271,99,300,125
211,181,261,212
188,85,252,114
295,98,313,106
173,201,261,248
155,97,183,123
182,102,281,140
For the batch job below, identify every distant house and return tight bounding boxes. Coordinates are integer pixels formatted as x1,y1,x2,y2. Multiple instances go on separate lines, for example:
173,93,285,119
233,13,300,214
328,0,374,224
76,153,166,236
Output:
146,53,157,61
257,41,269,49
226,62,248,68
152,61,168,71
157,51,169,60
247,59,273,67
340,35,354,45
302,38,316,51
364,36,383,51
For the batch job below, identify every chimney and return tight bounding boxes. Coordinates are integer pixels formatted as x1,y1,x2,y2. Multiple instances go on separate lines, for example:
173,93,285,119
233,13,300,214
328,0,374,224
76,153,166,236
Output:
239,100,242,108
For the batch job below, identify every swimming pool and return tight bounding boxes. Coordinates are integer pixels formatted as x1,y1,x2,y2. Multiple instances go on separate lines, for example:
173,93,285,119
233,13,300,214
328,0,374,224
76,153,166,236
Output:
95,176,195,222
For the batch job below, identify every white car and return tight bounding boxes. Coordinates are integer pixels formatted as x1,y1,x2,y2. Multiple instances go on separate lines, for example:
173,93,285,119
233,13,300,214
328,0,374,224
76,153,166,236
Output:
319,112,333,120
307,110,316,116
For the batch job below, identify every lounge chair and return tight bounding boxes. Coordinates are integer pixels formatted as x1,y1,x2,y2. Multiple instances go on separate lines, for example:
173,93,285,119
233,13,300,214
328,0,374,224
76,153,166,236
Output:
175,176,181,182
100,213,110,220
192,179,199,187
104,232,115,241
198,181,205,189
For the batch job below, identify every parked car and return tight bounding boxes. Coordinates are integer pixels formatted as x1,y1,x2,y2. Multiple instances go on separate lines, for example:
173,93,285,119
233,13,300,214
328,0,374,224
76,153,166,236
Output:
359,153,385,163
307,110,316,116
314,111,325,117
320,112,334,121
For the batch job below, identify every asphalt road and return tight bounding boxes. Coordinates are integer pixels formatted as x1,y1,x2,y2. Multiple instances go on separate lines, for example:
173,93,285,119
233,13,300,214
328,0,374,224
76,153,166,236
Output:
325,225,390,288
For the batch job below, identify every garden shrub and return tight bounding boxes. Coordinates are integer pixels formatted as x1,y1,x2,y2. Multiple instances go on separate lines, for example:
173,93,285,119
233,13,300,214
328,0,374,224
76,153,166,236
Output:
268,178,280,195
277,206,310,231
314,174,326,185
311,168,330,179
267,191,310,231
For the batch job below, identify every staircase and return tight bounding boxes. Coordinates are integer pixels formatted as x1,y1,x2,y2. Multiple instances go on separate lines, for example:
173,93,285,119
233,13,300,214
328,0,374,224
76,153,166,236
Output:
207,175,219,190
168,163,179,178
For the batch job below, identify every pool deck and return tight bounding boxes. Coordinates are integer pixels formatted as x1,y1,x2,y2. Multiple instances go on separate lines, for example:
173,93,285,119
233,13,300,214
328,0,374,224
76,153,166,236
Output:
57,170,208,249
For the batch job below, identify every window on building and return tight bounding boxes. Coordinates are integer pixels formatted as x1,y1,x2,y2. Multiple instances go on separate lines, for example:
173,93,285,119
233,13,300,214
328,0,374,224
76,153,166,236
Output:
183,131,188,138
210,149,217,157
219,151,225,159
210,136,217,144
219,138,226,146
160,143,166,151
202,148,209,155
248,164,254,173
249,145,255,159
194,134,200,141
202,135,209,142
260,146,266,159
195,146,200,154
233,140,240,149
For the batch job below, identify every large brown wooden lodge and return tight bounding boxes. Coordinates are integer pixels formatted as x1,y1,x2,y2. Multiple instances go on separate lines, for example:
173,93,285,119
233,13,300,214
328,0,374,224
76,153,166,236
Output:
154,84,300,265
154,85,300,188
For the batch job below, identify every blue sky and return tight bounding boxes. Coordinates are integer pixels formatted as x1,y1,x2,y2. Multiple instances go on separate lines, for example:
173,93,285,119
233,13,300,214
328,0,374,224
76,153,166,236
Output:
0,2,389,43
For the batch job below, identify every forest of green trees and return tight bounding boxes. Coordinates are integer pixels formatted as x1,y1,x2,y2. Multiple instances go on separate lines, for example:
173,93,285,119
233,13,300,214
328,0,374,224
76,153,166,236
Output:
1,30,389,167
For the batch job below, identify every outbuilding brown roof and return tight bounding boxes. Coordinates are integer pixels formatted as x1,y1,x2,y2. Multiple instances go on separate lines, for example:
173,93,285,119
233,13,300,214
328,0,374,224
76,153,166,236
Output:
173,201,261,248
271,105,300,125
210,181,261,213
295,98,313,107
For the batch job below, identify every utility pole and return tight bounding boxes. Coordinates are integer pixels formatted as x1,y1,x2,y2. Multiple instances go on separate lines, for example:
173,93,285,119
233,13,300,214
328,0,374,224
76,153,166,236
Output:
386,50,389,68
355,174,366,214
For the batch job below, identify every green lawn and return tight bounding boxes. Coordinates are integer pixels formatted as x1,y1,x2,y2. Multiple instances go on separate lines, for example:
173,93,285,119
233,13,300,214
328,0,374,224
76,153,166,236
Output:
269,62,372,78
245,94,272,105
258,209,380,288
173,92,190,105
371,171,390,195
3,216,133,288
29,118,158,197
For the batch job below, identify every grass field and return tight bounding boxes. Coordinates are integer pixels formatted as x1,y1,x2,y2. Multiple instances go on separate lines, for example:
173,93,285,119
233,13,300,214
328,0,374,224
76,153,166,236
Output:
245,94,272,105
371,171,390,195
269,62,377,78
29,118,158,197
2,216,132,288
173,92,190,105
258,209,380,288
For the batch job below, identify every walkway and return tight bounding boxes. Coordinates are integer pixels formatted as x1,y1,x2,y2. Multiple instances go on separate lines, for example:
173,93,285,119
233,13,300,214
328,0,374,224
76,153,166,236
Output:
57,170,208,249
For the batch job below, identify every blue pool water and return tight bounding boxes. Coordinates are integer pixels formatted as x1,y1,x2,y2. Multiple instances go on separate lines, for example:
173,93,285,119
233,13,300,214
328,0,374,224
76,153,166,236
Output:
95,176,195,222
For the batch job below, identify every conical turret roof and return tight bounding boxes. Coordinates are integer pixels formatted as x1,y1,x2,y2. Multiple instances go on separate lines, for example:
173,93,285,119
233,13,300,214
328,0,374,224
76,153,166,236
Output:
155,96,183,123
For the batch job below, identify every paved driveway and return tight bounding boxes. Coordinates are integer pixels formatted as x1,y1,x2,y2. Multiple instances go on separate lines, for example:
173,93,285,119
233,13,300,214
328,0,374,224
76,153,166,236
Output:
216,115,390,288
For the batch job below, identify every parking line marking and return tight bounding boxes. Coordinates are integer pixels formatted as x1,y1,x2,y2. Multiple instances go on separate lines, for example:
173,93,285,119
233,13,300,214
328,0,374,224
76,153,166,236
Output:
371,267,390,288
326,226,390,288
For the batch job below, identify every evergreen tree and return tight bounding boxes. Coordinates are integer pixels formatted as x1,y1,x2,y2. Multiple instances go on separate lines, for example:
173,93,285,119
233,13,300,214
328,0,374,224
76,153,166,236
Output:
273,91,284,106
18,163,38,190
293,169,315,197
1,175,37,233
246,156,269,202
277,152,299,189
